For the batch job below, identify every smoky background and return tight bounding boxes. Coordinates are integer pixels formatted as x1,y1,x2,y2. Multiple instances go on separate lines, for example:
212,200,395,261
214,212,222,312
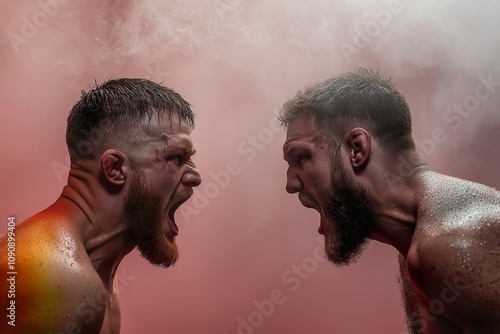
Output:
1,0,499,333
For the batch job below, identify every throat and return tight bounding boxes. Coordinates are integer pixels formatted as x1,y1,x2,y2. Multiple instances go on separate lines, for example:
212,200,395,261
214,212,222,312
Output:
85,231,135,288
370,215,416,257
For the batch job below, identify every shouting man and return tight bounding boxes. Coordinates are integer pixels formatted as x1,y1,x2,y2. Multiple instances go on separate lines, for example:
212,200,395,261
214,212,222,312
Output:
0,78,201,333
280,68,500,333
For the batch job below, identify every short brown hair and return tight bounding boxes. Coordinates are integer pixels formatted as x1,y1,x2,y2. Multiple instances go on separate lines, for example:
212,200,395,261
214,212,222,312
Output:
280,67,415,153
66,78,194,161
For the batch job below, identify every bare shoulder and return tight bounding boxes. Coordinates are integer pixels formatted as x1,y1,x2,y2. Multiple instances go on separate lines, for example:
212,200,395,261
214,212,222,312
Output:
407,173,500,330
0,215,107,333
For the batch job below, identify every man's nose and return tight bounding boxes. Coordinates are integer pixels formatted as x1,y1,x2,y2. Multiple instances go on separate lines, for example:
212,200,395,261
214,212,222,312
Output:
182,166,202,188
285,168,302,194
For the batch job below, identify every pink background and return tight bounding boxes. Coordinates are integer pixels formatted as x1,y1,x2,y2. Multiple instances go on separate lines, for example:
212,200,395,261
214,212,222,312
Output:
1,1,500,333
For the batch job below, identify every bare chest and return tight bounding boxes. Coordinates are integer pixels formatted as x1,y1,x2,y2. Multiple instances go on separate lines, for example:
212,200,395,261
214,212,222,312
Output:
96,291,121,334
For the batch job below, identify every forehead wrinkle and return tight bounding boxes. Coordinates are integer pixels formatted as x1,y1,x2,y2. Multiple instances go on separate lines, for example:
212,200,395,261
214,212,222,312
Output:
163,133,195,152
283,132,327,161
284,132,323,149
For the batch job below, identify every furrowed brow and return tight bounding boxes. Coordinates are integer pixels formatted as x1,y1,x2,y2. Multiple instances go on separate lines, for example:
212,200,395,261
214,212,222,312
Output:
283,146,297,161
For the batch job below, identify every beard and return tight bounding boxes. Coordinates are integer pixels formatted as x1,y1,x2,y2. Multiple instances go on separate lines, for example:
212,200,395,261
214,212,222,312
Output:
124,168,179,268
321,155,377,266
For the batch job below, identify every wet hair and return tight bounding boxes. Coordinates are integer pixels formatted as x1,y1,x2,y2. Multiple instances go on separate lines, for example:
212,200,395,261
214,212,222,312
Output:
279,67,415,153
66,78,195,161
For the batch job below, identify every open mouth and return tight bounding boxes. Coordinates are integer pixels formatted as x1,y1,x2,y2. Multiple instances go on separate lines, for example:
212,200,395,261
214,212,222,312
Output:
167,199,189,236
298,192,326,235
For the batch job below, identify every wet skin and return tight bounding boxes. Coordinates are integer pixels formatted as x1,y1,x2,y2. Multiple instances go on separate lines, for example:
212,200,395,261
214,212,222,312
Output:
402,173,500,333
0,116,201,333
283,114,500,333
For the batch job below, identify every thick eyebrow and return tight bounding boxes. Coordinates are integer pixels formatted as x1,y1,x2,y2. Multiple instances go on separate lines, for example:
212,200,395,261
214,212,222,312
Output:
283,146,299,161
282,144,290,161
174,140,197,156
178,137,196,155
158,134,197,156
283,148,292,161
283,142,315,161
166,143,196,155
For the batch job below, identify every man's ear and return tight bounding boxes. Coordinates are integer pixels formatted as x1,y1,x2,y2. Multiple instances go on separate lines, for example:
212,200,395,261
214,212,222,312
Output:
100,149,127,186
346,127,371,169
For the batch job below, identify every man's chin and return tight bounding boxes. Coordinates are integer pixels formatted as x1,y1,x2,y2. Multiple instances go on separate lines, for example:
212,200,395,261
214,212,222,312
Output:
326,250,361,267
324,236,370,267
143,252,179,269
137,239,179,268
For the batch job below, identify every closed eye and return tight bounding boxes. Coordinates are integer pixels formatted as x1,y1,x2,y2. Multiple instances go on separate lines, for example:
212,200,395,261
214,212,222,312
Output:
284,145,311,167
168,155,186,163
169,153,196,166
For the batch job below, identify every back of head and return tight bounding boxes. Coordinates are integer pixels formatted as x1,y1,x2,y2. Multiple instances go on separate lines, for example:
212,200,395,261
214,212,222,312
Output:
66,78,195,162
280,67,415,153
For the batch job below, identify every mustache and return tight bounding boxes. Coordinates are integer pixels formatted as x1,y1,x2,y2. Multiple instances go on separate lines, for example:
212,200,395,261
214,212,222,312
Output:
298,192,317,208
171,188,194,202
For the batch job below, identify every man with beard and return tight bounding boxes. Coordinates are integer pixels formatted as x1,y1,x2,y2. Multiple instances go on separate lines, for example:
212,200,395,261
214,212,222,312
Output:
280,67,500,333
0,78,201,333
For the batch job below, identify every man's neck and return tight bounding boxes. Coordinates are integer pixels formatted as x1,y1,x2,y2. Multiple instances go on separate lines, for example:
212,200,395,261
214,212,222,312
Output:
59,181,135,290
367,152,432,257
